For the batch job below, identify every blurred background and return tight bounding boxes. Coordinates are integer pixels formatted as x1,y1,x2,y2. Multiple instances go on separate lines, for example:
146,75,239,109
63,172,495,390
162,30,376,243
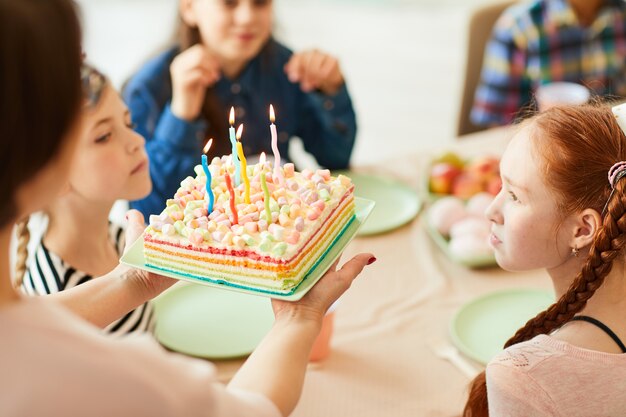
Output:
76,0,498,166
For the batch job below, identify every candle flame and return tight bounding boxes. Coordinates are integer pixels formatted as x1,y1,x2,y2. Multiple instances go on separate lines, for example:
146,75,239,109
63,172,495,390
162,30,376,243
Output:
269,104,275,123
202,138,213,154
236,124,243,140
260,152,266,165
229,107,235,126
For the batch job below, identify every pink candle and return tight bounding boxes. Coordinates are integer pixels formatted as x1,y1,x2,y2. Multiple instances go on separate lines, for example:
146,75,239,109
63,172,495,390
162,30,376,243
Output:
269,104,284,185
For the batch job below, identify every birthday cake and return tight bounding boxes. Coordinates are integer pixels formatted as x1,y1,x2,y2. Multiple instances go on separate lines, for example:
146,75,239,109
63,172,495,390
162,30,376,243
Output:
143,156,355,294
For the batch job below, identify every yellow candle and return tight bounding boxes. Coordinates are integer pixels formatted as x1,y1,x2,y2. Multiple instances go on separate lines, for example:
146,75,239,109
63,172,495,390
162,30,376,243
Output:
235,124,250,204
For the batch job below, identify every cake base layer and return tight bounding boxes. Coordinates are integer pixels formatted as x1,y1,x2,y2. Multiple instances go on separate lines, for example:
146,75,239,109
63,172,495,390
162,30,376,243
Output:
145,212,356,295
145,193,355,294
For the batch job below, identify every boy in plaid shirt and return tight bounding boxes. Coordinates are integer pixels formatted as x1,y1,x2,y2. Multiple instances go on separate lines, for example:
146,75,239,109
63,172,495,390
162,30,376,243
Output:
472,0,626,127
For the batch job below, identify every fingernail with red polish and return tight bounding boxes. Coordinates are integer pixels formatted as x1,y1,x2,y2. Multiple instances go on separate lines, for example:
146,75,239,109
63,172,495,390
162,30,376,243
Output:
367,257,377,265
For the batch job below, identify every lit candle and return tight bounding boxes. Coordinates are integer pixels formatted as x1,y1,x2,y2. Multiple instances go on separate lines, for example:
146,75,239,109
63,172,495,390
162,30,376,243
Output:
259,152,272,223
235,124,250,204
229,107,242,187
224,172,239,225
269,104,284,185
201,139,214,214
259,150,267,170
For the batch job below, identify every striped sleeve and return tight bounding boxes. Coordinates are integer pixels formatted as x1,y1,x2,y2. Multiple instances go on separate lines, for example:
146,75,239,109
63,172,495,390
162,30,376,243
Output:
23,243,71,295
23,230,156,337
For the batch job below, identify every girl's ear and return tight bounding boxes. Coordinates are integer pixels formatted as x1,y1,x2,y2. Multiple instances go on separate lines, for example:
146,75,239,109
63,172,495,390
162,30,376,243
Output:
179,0,198,27
571,208,602,250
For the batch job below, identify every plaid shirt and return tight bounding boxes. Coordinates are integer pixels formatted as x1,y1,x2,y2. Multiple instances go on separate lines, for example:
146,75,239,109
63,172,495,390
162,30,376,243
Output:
471,0,626,126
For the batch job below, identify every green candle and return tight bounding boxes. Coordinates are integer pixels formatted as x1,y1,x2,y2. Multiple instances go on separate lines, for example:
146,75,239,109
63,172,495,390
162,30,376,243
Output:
260,152,272,223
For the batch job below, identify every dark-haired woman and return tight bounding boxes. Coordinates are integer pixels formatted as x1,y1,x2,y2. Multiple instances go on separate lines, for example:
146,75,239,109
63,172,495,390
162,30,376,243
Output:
0,1,373,415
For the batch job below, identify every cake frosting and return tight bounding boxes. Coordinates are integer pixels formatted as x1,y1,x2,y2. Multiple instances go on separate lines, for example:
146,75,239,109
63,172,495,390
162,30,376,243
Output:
143,156,355,294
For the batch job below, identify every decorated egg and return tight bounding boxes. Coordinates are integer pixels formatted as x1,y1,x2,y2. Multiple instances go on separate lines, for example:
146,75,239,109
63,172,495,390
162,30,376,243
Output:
428,196,467,236
449,234,493,260
449,217,491,240
465,192,495,217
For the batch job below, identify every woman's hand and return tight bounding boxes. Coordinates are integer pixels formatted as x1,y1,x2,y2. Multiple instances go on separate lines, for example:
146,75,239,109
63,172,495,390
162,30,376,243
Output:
123,210,177,300
229,252,375,416
170,44,221,121
271,253,376,326
284,49,345,95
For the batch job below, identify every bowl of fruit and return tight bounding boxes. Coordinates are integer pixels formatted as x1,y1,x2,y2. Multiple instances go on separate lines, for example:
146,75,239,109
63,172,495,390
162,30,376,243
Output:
427,151,502,200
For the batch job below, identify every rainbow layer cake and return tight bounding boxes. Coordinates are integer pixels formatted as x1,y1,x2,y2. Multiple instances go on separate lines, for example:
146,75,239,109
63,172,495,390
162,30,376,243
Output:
144,156,355,294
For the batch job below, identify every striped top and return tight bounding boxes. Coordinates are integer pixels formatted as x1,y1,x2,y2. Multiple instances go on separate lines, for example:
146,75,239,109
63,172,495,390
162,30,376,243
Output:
471,0,626,126
21,223,155,337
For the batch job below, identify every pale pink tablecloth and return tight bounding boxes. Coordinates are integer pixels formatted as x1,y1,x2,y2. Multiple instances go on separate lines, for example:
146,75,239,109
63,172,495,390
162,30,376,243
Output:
211,127,553,416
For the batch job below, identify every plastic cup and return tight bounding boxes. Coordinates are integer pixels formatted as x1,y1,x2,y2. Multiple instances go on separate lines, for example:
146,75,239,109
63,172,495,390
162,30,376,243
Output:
535,82,590,112
309,303,337,362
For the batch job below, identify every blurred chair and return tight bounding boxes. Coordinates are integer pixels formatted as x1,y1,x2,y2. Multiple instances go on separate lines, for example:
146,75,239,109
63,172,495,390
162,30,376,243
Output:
457,1,516,137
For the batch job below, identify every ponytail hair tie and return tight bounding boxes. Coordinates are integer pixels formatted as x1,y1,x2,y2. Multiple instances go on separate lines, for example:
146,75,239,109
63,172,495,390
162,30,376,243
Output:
602,162,626,216
608,162,626,190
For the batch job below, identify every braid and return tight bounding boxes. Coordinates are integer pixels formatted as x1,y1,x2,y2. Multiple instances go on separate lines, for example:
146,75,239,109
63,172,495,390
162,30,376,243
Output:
463,372,488,417
13,216,30,289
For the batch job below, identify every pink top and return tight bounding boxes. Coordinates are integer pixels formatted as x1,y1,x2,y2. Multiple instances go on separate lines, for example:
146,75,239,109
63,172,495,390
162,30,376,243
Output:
0,298,281,417
487,334,626,416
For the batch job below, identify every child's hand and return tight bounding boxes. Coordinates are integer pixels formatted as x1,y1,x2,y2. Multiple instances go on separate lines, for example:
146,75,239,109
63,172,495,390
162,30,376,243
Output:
271,253,375,325
170,44,221,121
123,209,148,252
284,49,345,95
123,209,177,299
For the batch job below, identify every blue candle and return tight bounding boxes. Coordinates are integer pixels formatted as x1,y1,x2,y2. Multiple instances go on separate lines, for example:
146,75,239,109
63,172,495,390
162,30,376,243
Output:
202,139,214,213
229,107,242,187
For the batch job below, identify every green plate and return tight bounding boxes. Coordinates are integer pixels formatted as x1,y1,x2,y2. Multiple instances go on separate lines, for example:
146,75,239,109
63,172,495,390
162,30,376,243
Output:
424,211,497,268
120,197,375,301
153,283,275,359
450,289,554,364
338,172,421,235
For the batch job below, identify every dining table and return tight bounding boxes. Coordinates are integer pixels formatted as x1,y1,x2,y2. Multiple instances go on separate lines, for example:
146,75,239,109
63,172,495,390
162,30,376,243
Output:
193,126,554,417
